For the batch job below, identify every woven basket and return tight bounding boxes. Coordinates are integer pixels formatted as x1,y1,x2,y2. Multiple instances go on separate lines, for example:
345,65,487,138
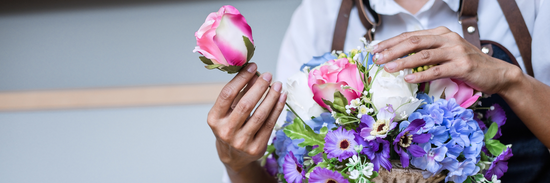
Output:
371,160,445,183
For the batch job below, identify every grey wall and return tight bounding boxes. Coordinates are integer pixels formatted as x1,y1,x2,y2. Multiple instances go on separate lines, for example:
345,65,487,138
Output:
0,0,301,182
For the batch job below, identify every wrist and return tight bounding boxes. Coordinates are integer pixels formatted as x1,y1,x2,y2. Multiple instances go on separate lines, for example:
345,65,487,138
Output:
497,64,527,98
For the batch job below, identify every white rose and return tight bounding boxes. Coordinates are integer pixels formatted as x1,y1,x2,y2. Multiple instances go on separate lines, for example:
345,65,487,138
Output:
285,72,326,120
369,65,422,121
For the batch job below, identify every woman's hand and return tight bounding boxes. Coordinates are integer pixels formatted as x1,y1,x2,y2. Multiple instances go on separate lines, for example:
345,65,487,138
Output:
372,26,523,94
207,63,286,182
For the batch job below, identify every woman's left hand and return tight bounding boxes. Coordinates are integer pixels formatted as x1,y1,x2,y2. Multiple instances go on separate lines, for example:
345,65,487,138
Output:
372,26,523,94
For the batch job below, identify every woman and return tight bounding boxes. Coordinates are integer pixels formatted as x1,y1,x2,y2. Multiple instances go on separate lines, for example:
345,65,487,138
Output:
208,0,550,182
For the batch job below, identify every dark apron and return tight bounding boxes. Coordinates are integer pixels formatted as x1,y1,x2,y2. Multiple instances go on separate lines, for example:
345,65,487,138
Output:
331,0,549,182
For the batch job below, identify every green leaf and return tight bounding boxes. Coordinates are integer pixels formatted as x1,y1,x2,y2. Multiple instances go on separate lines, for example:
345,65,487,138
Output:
486,139,506,156
322,99,336,112
333,91,348,108
485,122,499,140
308,147,324,157
320,126,328,135
480,151,489,162
266,144,275,154
243,36,255,62
199,56,214,65
205,64,224,70
283,118,326,147
472,174,485,181
221,65,243,74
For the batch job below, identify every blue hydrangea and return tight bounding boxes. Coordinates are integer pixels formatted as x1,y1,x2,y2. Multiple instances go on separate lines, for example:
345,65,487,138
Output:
300,52,337,71
408,98,483,178
273,130,306,174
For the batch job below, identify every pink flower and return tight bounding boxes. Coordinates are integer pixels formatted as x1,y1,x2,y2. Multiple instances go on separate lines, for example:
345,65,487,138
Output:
193,5,254,73
429,78,481,108
308,58,363,110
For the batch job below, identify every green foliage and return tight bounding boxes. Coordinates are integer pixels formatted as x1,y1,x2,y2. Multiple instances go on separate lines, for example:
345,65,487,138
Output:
484,122,506,156
308,147,324,157
283,118,326,148
243,36,255,61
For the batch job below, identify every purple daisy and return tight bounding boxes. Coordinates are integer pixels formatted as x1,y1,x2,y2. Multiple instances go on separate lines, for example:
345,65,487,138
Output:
309,167,349,183
283,151,305,183
393,119,430,168
324,126,358,161
362,137,392,172
360,105,398,141
485,147,513,180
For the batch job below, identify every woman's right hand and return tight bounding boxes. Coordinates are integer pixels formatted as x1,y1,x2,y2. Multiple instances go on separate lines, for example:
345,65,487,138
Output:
207,63,286,176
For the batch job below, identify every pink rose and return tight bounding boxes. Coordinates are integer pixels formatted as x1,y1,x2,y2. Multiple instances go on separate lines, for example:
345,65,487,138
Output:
308,58,364,110
429,78,482,108
193,5,255,73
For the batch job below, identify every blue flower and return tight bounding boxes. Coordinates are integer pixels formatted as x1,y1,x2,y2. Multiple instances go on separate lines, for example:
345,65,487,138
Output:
304,112,336,133
356,51,374,66
445,161,480,183
274,130,306,173
411,143,447,174
300,52,337,71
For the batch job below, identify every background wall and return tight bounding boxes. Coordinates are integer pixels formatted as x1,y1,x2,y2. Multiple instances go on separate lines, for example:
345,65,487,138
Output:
0,0,301,182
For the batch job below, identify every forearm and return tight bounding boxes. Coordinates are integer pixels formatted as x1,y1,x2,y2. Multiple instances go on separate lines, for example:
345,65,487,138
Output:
498,67,550,148
225,161,277,183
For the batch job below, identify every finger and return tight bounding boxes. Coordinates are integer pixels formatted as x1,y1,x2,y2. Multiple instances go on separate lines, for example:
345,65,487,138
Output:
254,92,287,144
372,26,452,53
383,47,454,73
374,35,449,65
209,63,257,119
404,63,458,83
228,72,273,129
239,82,282,138
231,73,259,110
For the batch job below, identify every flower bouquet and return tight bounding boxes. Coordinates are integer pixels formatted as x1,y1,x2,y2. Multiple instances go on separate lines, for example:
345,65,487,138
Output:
192,5,512,183
261,43,513,183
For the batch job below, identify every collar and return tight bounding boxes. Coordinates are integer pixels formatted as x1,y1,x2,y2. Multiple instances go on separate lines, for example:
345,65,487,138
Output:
368,0,461,16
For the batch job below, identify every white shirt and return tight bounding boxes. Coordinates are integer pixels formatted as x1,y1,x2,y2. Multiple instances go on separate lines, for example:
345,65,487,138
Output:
223,0,549,182
276,0,550,86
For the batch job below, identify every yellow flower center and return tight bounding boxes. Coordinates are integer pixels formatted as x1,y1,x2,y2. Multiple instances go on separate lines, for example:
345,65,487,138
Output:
370,119,390,136
399,132,413,148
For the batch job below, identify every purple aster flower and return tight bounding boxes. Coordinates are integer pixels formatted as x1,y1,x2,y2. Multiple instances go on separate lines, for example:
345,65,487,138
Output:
324,126,358,161
263,156,278,177
445,160,479,183
393,119,430,168
360,105,397,141
309,167,349,183
283,151,305,183
486,104,506,139
363,137,392,172
411,143,447,174
485,147,513,180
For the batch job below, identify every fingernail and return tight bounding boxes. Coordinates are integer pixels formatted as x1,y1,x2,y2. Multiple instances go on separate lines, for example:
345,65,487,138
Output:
405,74,416,81
247,63,257,73
272,82,282,92
373,44,379,52
375,53,384,62
385,62,397,71
279,92,287,103
262,72,272,82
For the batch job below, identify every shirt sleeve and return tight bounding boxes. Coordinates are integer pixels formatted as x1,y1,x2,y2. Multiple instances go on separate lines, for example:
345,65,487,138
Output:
532,0,550,85
275,0,341,85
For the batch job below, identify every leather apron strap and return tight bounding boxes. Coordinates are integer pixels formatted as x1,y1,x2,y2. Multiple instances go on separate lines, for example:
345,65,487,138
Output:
459,0,534,77
496,0,534,77
331,0,380,51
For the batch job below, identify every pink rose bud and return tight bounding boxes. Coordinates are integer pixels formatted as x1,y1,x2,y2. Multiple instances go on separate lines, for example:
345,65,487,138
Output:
193,5,255,74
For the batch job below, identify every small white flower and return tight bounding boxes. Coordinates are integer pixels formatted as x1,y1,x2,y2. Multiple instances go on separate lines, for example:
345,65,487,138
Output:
354,145,364,153
491,175,501,183
346,109,351,114
361,163,374,178
336,118,341,124
363,91,369,96
478,101,483,106
358,105,369,115
331,111,337,118
490,106,495,110
349,170,360,180
346,155,360,167
350,98,361,108
357,114,363,118
346,105,352,110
